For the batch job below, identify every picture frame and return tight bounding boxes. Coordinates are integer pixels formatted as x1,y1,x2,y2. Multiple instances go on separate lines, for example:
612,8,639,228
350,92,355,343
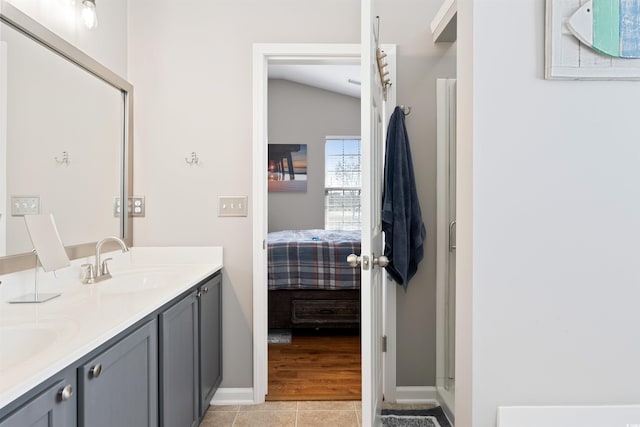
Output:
267,144,308,192
545,0,640,80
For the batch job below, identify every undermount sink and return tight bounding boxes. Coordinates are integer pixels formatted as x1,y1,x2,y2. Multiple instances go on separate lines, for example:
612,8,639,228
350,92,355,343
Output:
0,326,59,371
97,269,180,294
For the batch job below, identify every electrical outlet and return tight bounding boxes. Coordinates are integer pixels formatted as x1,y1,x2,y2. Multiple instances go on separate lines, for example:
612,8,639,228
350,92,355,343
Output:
11,196,40,216
114,196,146,217
218,196,248,217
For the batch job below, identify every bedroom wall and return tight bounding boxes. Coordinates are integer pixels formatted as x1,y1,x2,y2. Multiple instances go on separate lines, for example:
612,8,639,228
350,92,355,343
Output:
128,0,455,390
457,0,640,425
267,79,360,232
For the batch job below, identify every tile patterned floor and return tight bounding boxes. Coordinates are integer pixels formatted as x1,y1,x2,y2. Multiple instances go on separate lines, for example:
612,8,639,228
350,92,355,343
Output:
202,401,436,426
202,401,362,427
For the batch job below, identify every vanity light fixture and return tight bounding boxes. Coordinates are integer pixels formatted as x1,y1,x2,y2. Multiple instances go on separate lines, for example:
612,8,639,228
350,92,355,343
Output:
81,0,98,30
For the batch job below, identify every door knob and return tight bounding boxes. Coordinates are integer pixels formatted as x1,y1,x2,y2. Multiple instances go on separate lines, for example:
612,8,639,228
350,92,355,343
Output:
347,254,361,267
373,255,389,268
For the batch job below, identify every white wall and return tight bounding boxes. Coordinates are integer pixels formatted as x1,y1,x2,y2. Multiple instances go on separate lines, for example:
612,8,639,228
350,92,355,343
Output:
128,0,455,389
6,0,127,76
457,0,640,425
268,79,360,232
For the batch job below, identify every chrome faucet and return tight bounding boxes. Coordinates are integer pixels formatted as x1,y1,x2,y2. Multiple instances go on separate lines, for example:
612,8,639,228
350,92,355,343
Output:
92,236,129,282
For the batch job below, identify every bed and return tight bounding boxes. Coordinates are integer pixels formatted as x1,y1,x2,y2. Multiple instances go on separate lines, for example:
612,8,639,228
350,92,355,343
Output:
267,229,361,329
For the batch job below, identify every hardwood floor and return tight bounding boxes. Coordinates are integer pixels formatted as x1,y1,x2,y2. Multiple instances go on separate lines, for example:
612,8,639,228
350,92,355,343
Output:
266,330,361,401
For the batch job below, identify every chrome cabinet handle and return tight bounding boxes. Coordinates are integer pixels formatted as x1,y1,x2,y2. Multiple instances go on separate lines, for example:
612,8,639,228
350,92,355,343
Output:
203,286,209,294
58,385,73,401
449,220,457,252
90,363,102,378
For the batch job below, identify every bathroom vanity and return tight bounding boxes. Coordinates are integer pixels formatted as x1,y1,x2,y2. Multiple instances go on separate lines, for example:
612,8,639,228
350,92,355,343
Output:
0,247,223,427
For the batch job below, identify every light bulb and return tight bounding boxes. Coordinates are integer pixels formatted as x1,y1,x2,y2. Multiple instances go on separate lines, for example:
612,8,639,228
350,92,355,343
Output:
81,0,98,30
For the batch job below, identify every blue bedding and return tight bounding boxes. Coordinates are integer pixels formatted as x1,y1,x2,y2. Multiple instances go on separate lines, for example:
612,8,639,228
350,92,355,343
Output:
267,229,361,290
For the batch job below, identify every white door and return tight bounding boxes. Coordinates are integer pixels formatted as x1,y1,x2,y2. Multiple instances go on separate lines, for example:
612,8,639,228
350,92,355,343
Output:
360,0,386,424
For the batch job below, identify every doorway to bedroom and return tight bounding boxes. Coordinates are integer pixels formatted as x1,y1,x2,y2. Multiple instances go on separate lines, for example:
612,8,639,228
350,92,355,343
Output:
265,63,363,401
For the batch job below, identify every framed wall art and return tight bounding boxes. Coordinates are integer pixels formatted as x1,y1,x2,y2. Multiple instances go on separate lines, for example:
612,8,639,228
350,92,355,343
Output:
546,0,640,80
267,144,308,192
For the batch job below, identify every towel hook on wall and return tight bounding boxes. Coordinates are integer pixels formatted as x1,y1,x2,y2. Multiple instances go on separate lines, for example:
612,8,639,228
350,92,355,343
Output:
185,152,200,166
400,105,412,116
54,151,69,165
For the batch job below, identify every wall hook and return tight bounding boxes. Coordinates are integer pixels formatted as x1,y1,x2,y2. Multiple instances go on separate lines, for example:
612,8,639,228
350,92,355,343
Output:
54,151,69,165
185,152,200,165
400,105,412,116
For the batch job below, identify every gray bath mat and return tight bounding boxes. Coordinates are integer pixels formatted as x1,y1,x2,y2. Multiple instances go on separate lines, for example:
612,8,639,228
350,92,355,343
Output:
381,407,451,427
267,329,292,344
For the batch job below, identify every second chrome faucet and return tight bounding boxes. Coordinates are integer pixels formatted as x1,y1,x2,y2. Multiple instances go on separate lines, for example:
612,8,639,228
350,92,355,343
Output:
82,236,129,284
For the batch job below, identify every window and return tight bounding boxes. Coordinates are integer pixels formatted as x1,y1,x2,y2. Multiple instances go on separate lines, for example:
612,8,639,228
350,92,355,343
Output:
325,138,361,230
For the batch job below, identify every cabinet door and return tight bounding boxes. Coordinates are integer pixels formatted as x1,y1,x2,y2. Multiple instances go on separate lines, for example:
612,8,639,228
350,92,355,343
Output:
0,372,76,427
78,319,158,427
199,273,222,416
160,290,199,427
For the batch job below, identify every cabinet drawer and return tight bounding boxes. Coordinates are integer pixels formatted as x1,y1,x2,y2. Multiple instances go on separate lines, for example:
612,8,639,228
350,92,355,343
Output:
291,300,360,324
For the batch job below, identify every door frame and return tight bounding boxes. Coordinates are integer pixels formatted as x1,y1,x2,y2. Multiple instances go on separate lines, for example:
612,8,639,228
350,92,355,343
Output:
251,43,397,404
0,41,6,256
435,78,456,420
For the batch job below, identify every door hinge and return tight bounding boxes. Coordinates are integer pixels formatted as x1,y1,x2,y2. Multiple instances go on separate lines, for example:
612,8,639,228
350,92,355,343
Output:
263,239,266,250
382,335,387,353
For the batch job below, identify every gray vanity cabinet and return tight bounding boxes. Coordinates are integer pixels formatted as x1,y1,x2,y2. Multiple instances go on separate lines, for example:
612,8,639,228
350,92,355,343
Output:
0,271,222,427
159,290,200,427
78,319,158,427
199,273,222,417
160,272,223,425
0,370,76,427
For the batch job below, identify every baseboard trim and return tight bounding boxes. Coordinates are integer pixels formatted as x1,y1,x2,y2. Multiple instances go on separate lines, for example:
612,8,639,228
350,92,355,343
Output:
210,388,255,405
210,386,441,407
395,386,439,404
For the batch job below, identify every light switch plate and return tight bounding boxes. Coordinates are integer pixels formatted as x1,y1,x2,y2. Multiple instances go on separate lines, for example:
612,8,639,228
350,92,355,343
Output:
11,196,40,216
218,196,248,217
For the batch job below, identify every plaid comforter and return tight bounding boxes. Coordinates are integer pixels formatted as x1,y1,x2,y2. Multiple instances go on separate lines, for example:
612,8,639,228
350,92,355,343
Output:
267,229,361,290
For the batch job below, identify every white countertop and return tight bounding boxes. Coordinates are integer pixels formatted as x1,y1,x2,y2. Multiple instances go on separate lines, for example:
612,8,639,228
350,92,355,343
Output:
0,246,223,410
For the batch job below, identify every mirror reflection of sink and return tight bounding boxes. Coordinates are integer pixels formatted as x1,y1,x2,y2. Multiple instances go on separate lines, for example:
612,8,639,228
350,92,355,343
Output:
98,269,179,294
0,326,59,371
